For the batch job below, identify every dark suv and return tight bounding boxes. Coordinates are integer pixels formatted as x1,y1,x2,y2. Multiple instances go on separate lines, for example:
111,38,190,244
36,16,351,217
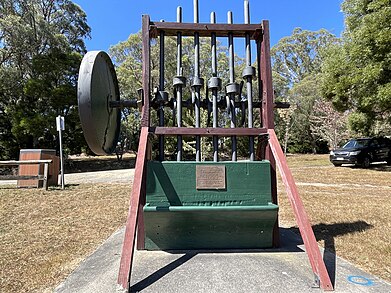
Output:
329,137,391,167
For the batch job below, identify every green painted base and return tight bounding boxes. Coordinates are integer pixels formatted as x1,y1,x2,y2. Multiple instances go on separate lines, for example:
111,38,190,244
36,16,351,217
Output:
144,161,279,250
144,204,278,250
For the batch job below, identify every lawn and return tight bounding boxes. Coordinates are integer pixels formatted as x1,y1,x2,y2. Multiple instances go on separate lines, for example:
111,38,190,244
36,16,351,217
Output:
0,183,130,293
0,154,390,292
278,154,391,282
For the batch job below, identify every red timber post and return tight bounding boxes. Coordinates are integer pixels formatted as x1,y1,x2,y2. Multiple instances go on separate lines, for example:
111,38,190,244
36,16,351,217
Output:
117,14,151,290
258,20,279,247
259,20,334,291
268,129,334,291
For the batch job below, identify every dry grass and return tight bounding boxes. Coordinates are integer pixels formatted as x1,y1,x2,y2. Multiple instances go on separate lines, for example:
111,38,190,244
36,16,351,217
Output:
278,154,391,282
1,154,390,292
0,183,130,293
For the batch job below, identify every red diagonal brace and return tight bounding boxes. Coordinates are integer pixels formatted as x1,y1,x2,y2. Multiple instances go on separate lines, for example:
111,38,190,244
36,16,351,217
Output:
117,126,149,290
268,129,334,291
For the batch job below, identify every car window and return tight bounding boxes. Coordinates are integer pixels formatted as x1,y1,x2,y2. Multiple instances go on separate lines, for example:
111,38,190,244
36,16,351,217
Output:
371,139,379,146
343,139,370,148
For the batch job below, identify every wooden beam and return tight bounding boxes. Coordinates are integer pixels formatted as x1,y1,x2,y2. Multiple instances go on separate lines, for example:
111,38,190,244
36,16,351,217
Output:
268,129,334,291
149,127,268,137
258,20,279,247
0,175,44,180
150,22,263,39
260,21,274,130
0,160,52,165
117,126,149,290
136,165,146,250
1,160,51,190
141,15,151,127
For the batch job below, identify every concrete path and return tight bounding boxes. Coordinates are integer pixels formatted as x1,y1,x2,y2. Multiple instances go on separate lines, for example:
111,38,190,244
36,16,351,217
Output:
64,169,135,184
0,169,135,186
54,227,391,293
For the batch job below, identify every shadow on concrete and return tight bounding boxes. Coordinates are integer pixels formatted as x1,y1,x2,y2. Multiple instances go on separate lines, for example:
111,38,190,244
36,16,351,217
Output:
130,252,197,292
288,220,373,287
130,228,307,292
129,222,372,292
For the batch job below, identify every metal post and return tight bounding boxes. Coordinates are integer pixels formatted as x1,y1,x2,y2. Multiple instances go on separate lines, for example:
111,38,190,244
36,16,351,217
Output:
59,130,64,189
56,115,65,189
43,162,49,191
192,0,203,161
158,23,165,161
227,11,237,161
175,6,184,161
244,0,255,161
208,12,221,162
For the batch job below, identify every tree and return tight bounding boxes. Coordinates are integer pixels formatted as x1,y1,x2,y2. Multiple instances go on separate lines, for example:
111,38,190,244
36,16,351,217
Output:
321,0,391,135
310,99,350,149
271,28,338,153
0,0,90,159
272,28,337,86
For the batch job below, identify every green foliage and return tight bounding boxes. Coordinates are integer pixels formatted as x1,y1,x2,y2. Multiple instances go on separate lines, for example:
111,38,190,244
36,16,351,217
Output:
272,28,337,85
347,112,372,135
272,28,339,153
0,0,90,159
321,0,391,135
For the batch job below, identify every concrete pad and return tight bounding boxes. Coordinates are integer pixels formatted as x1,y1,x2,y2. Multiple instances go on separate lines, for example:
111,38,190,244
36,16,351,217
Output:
54,227,391,293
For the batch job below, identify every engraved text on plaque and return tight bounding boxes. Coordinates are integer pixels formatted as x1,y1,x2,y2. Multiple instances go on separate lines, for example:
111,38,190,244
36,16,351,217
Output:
196,165,226,189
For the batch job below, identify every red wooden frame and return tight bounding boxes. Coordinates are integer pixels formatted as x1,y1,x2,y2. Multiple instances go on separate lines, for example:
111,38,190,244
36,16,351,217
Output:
258,20,280,247
117,15,334,292
150,127,267,136
268,129,333,291
117,15,151,289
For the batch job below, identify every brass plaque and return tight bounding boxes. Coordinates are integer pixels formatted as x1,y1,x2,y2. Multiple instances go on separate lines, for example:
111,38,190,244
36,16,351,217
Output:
196,165,226,190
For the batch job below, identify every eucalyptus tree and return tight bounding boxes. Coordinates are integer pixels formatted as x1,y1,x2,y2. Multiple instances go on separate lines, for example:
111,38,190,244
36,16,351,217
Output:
271,28,338,153
322,0,391,135
0,0,90,158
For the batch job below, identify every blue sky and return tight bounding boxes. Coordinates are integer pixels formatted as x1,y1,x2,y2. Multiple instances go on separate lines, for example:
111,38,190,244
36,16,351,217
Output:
74,0,344,55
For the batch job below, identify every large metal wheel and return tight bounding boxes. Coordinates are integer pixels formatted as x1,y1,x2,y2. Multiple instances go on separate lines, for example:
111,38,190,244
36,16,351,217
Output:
78,51,121,155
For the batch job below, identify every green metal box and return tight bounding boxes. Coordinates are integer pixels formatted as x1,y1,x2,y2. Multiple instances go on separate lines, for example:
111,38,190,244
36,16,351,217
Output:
144,161,278,250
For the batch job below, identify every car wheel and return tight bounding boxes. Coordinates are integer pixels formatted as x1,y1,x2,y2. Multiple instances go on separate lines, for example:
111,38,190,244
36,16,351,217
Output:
333,163,342,167
361,157,371,168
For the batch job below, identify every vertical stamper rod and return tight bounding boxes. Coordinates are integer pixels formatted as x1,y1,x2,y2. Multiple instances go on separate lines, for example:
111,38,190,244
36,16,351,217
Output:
173,6,186,161
208,12,222,162
227,11,239,161
192,0,203,161
243,0,256,161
